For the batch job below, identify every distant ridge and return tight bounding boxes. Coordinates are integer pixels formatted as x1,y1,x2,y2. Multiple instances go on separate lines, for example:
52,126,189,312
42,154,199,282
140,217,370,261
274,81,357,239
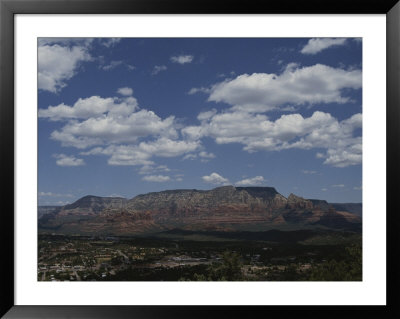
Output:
62,195,127,214
38,186,361,235
38,205,61,219
331,203,362,217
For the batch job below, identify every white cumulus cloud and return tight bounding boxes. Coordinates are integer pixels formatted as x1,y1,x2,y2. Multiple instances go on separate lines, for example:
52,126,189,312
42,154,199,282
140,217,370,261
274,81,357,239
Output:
301,38,347,54
202,173,230,185
38,44,91,93
54,154,85,166
199,151,215,159
117,87,133,96
142,175,171,182
183,110,362,168
235,176,265,186
207,63,361,113
137,138,200,158
40,96,177,149
80,138,199,166
170,55,194,64
81,145,154,166
39,96,138,121
41,92,202,168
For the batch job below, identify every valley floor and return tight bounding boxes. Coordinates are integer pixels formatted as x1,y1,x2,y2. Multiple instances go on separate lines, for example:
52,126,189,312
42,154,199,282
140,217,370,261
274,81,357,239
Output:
38,229,362,281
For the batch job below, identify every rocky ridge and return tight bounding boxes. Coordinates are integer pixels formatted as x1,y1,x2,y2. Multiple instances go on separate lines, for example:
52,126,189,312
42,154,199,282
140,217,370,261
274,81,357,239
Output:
38,186,361,235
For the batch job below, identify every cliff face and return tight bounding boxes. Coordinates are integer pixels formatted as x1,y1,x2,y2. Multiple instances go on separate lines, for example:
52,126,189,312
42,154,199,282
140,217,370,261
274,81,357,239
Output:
38,186,361,235
58,196,128,216
331,203,362,217
126,186,282,214
38,206,61,219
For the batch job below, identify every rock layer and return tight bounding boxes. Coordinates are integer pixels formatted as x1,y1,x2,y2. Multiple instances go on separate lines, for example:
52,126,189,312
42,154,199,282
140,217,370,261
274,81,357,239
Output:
38,186,361,235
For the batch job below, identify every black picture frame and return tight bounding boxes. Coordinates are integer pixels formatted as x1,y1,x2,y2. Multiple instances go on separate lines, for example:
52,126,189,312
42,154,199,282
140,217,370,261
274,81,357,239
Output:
1,0,399,318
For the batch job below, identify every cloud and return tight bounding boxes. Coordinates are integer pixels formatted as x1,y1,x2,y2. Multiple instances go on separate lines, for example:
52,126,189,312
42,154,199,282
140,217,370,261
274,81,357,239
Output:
353,185,362,190
81,138,199,166
137,138,200,158
38,44,92,93
38,38,94,47
199,151,215,159
188,87,211,95
152,65,167,75
217,71,236,78
182,154,197,160
301,170,317,174
301,38,347,54
40,95,180,149
202,173,230,185
41,91,202,169
142,175,171,182
117,87,133,96
54,154,85,166
183,151,215,161
38,95,138,121
39,200,72,206
55,200,72,205
101,60,123,70
100,38,121,48
37,38,130,92
321,148,362,168
321,188,328,192
138,165,171,175
197,109,217,121
107,193,125,198
81,145,154,166
38,192,74,198
170,55,194,64
206,64,361,113
38,191,55,196
197,151,216,163
332,184,345,188
235,176,265,186
39,38,121,48
98,59,135,72
183,111,362,168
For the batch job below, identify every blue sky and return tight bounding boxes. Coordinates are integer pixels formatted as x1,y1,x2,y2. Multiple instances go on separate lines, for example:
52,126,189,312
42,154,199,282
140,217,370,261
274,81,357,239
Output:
38,37,362,205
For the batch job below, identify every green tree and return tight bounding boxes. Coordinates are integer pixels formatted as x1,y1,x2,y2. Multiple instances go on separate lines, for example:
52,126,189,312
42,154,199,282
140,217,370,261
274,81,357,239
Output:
111,256,123,266
281,264,299,281
209,251,243,281
308,243,362,281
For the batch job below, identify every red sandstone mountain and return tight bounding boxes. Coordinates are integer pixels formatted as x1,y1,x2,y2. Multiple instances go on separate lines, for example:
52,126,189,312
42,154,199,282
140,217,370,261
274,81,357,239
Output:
38,186,361,235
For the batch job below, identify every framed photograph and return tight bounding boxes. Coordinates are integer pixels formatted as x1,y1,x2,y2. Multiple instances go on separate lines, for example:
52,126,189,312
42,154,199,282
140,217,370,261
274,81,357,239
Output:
1,0,399,318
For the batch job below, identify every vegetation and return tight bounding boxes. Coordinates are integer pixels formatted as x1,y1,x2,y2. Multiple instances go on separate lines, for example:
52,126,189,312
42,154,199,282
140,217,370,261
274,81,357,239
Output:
184,251,243,281
308,243,362,281
38,230,362,281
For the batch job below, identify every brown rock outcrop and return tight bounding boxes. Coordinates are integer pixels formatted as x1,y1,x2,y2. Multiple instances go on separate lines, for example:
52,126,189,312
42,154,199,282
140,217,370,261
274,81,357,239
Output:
38,186,361,235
